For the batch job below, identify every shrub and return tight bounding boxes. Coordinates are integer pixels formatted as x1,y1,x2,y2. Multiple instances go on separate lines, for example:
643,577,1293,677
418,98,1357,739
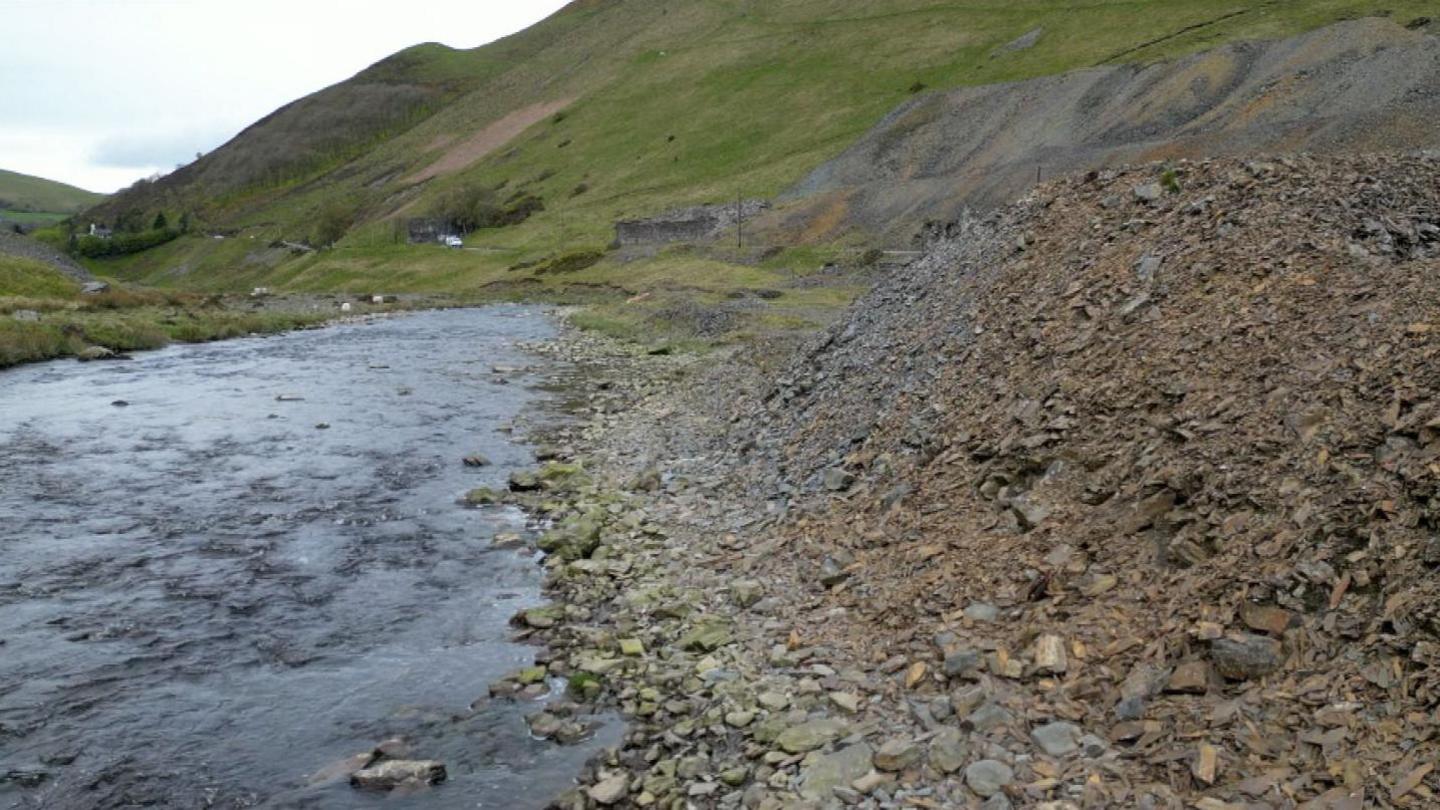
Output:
312,199,359,247
73,228,180,258
429,184,544,233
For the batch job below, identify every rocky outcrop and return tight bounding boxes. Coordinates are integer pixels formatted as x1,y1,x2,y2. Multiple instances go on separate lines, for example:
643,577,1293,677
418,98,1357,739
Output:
614,200,769,247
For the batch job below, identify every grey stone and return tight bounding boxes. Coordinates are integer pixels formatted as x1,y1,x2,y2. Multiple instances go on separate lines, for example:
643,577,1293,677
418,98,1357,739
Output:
1078,734,1109,758
823,467,856,491
77,345,116,361
732,579,764,608
81,281,110,295
928,728,968,774
964,602,999,622
951,684,987,716
1135,254,1162,282
980,794,1014,810
820,557,851,587
1133,183,1163,202
1031,721,1082,757
964,759,1013,798
587,773,629,805
943,648,983,679
350,760,446,790
776,718,848,754
1011,496,1051,529
1113,696,1145,720
1211,634,1284,680
872,738,921,772
11,309,38,322
966,703,1012,733
798,743,873,800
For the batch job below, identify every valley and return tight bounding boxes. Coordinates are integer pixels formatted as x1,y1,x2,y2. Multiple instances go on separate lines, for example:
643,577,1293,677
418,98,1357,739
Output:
2,2,1440,808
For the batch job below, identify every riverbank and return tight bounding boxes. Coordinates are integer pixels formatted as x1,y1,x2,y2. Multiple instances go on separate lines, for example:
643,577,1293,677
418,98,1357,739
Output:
0,285,452,368
496,322,978,809
494,153,1440,810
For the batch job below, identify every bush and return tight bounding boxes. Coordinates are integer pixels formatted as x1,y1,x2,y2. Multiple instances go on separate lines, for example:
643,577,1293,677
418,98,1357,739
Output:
313,199,359,247
73,228,180,258
429,184,544,233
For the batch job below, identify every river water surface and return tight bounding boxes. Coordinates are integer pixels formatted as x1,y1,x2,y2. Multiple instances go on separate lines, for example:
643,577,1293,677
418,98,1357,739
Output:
0,307,616,809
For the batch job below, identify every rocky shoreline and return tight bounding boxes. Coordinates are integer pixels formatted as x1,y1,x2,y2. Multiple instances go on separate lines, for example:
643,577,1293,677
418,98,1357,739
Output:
490,324,1049,810
485,153,1440,810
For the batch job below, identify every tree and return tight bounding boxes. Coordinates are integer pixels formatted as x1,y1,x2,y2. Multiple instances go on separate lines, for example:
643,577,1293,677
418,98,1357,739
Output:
312,200,357,248
152,211,168,231
178,211,191,233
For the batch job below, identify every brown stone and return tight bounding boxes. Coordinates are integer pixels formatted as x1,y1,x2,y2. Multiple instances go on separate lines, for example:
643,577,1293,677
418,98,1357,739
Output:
1166,660,1210,694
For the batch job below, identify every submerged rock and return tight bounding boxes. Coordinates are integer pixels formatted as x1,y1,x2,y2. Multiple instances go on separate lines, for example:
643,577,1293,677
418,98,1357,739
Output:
349,760,446,790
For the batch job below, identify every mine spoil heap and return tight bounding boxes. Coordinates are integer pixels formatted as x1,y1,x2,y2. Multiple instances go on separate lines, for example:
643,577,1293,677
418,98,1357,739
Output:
722,152,1440,806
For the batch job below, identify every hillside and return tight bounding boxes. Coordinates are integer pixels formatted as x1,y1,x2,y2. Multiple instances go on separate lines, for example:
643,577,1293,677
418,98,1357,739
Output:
541,151,1440,808
81,1,1438,298
0,169,104,221
785,17,1440,239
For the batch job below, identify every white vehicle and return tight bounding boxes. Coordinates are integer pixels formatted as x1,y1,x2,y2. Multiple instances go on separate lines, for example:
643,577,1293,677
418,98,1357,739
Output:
444,235,463,248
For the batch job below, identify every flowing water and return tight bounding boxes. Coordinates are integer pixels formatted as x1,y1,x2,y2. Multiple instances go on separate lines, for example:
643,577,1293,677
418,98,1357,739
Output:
0,307,616,809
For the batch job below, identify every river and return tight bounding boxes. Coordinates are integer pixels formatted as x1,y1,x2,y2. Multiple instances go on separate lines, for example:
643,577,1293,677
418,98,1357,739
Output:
0,307,617,809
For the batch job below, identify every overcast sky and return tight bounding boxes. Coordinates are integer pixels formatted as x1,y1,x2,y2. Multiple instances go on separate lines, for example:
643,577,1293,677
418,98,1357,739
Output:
0,0,571,193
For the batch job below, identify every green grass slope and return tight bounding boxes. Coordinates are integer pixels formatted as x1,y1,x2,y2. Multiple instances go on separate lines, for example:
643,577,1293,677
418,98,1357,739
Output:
0,169,104,214
89,0,1437,297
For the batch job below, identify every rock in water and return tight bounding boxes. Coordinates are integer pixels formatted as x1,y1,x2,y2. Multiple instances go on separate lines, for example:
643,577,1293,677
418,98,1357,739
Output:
76,346,115,362
509,470,541,492
350,760,446,790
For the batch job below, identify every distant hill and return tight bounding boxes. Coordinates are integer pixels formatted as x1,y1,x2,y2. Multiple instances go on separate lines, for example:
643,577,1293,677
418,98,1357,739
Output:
0,169,104,215
82,1,1440,293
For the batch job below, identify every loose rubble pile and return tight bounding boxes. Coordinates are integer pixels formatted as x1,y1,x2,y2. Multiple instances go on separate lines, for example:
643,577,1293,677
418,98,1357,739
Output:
497,153,1440,810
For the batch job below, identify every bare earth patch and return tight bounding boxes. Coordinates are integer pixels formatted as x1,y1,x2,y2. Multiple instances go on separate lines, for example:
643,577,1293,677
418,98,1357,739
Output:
404,98,575,184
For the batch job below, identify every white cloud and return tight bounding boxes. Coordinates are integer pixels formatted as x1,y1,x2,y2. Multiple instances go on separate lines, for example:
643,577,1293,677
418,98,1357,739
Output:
0,0,571,192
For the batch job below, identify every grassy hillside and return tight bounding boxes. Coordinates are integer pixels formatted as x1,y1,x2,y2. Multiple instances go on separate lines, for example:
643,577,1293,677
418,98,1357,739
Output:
84,1,1436,303
0,169,104,225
